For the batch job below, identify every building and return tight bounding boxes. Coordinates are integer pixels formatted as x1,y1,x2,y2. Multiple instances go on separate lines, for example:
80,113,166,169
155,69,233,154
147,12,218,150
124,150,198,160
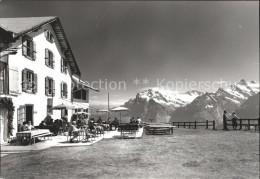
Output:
0,17,98,143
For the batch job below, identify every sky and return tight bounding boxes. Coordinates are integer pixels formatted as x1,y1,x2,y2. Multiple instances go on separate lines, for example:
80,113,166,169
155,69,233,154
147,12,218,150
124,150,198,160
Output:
0,1,259,106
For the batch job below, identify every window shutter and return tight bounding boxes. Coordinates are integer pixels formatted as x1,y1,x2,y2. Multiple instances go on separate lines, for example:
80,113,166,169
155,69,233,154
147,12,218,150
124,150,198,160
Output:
60,83,63,98
52,80,55,96
52,53,55,69
32,41,36,61
61,58,63,73
44,30,48,39
50,33,54,43
9,67,19,95
65,84,68,98
33,73,37,94
22,69,27,92
45,49,48,65
22,37,27,56
45,77,49,96
18,106,26,125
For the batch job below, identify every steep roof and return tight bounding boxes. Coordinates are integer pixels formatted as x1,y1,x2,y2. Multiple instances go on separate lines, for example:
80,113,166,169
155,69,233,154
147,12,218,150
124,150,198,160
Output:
0,17,81,76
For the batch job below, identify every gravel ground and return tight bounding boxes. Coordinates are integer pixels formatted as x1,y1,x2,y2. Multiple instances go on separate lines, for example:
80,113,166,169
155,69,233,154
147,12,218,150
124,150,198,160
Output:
1,129,259,179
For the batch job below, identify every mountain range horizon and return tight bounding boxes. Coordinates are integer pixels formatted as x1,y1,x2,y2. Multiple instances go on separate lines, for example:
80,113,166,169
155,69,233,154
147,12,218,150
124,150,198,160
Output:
91,79,259,125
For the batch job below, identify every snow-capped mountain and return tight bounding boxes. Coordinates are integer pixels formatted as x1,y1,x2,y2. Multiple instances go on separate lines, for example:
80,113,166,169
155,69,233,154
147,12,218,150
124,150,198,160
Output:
236,92,259,119
171,79,259,125
124,88,204,122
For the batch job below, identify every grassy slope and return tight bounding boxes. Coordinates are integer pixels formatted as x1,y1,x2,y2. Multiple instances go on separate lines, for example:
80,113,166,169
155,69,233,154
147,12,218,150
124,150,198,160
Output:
1,129,259,179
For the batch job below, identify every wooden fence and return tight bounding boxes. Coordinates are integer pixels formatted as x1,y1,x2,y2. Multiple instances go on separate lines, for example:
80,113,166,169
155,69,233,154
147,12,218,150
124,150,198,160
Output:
172,120,216,130
227,118,260,131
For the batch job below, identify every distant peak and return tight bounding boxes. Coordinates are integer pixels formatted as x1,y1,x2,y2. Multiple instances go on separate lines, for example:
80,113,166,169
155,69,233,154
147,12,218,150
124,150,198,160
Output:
237,79,247,86
216,87,225,93
185,90,203,96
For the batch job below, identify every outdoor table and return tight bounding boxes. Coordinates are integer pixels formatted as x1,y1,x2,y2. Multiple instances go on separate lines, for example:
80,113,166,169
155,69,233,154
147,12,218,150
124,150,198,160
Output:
146,125,175,134
16,129,51,145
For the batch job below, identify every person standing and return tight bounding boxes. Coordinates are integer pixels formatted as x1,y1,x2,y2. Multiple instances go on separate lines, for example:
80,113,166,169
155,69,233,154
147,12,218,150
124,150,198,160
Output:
223,110,229,130
137,117,142,124
232,112,239,130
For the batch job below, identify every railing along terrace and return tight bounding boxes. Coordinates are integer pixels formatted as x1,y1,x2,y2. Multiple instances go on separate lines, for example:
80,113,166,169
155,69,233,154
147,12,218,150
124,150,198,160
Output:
227,118,260,131
172,120,216,130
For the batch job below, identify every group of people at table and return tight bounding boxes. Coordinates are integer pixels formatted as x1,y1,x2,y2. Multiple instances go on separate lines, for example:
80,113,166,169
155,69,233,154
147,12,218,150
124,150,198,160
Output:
18,121,35,132
67,116,121,143
17,114,143,143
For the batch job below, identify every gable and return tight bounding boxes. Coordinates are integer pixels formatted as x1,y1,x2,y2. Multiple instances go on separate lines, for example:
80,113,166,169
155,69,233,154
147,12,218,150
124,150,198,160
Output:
0,17,81,76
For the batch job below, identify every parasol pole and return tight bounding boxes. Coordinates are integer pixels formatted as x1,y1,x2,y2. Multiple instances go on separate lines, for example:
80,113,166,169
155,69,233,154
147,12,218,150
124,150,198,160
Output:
120,111,121,124
108,92,110,119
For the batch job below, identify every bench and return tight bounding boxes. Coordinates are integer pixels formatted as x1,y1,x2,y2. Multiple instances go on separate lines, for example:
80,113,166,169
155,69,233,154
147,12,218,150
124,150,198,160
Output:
145,125,174,135
16,130,52,145
30,132,53,144
118,124,139,138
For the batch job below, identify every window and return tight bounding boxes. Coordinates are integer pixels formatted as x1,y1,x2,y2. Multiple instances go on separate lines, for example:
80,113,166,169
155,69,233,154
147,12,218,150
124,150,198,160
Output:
61,58,68,74
22,35,36,60
47,98,53,115
72,86,89,102
45,49,55,69
82,89,86,100
44,30,54,43
22,69,37,94
61,82,68,98
45,77,55,96
0,57,8,94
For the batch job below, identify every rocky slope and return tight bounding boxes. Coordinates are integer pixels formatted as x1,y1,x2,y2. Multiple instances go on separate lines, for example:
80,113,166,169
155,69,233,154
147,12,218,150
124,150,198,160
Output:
236,92,259,119
124,88,203,123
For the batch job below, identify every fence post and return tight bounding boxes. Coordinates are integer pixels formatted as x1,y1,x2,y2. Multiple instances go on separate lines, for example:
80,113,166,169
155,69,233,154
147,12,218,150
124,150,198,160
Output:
239,119,242,130
194,121,197,129
258,118,260,131
184,122,186,128
206,120,208,129
189,122,191,129
178,123,179,128
213,120,215,130
248,119,250,130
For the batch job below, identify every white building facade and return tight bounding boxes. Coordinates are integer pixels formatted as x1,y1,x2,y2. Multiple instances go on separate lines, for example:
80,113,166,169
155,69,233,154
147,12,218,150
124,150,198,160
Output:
0,17,97,143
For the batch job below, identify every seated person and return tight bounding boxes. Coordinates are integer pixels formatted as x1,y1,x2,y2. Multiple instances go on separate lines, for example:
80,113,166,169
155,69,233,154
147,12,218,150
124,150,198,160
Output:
22,121,29,131
62,115,68,124
110,117,119,130
97,117,103,125
68,121,80,143
89,118,95,123
18,123,23,132
105,117,111,124
44,115,54,126
27,121,34,130
53,119,61,135
39,120,46,128
130,117,134,124
88,120,96,133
